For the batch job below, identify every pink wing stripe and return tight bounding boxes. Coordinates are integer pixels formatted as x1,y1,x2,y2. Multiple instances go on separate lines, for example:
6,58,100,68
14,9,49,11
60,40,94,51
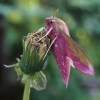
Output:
60,30,94,76
66,42,94,76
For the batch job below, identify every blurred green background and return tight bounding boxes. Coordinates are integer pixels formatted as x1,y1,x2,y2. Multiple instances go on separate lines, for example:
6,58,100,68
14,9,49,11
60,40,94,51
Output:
0,0,100,100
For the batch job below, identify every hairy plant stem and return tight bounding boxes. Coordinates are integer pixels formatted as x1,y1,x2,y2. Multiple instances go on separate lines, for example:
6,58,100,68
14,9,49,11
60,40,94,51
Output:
23,80,30,100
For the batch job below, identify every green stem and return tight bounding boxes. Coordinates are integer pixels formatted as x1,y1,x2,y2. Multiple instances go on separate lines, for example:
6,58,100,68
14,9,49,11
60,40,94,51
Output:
23,80,30,100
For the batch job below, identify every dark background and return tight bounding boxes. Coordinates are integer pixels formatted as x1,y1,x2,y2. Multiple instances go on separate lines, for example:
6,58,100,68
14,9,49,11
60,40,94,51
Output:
0,0,100,100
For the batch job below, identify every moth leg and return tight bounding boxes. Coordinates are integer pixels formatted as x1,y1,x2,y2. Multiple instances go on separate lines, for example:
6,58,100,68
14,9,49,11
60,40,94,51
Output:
43,36,57,60
36,27,47,33
32,27,52,44
33,27,47,36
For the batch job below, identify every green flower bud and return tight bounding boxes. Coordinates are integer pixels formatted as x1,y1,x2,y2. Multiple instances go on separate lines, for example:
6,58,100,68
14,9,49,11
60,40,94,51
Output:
19,30,50,74
4,28,50,91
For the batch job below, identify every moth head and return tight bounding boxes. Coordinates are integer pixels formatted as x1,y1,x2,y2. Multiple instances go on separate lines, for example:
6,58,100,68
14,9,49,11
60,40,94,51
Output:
45,17,55,26
45,9,58,27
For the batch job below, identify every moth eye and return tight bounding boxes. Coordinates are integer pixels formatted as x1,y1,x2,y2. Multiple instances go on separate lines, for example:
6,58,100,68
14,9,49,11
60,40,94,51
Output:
49,20,55,24
50,20,53,24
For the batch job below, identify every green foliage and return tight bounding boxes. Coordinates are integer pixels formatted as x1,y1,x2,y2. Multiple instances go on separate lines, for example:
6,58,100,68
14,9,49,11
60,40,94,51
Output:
1,0,100,100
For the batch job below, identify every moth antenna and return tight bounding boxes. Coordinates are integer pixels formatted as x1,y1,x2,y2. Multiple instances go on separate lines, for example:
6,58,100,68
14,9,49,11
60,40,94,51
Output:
53,9,59,18
43,36,57,60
